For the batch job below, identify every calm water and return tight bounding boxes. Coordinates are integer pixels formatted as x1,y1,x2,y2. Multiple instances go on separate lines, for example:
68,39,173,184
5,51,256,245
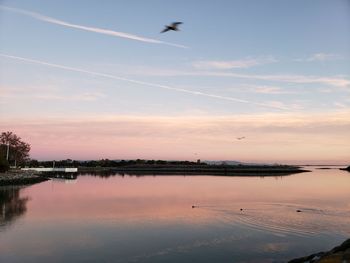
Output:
0,167,349,263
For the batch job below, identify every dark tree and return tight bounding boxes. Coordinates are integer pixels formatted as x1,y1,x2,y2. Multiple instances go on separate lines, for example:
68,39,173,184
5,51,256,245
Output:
0,131,31,167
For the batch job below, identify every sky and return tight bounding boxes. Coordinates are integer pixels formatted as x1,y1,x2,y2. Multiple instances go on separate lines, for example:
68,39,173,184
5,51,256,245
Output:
0,0,349,164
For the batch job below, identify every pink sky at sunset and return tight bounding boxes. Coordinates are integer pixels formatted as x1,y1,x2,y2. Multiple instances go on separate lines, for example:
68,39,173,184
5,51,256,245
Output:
1,111,349,164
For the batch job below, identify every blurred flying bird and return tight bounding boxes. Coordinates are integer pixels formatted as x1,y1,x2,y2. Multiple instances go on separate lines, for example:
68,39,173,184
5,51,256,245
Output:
237,137,246,140
161,22,183,33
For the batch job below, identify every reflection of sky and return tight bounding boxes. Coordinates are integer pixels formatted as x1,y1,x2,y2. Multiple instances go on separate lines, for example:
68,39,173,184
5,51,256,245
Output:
26,168,350,220
0,168,349,262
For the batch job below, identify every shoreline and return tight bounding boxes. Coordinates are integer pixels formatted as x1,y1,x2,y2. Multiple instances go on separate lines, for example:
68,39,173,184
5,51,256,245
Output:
0,170,49,186
78,164,309,176
0,164,309,185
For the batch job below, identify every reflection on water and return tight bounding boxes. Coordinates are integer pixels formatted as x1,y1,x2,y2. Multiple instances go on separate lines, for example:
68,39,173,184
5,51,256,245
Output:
0,167,349,262
78,170,294,179
198,202,350,238
0,186,29,230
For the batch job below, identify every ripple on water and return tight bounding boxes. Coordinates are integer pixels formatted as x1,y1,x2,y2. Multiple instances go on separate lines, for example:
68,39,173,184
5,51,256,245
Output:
196,203,350,237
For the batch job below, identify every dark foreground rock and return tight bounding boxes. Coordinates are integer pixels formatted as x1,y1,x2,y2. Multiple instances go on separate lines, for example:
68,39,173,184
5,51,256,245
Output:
0,170,48,186
340,166,350,171
289,238,350,263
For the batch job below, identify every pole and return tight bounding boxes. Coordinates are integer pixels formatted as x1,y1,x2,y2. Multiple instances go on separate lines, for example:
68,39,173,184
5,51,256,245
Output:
6,142,9,161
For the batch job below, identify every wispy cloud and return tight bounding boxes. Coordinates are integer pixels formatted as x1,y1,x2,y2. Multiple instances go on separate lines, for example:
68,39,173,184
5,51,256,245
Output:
295,53,343,62
0,53,291,110
1,111,349,162
237,85,297,95
20,93,104,101
262,101,304,110
103,64,350,88
1,86,106,101
334,102,348,109
192,56,277,70
186,72,350,88
0,5,188,49
3,111,349,137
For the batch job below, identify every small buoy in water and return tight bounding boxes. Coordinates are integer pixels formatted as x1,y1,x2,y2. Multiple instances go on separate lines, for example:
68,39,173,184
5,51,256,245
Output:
192,205,196,208
296,209,302,213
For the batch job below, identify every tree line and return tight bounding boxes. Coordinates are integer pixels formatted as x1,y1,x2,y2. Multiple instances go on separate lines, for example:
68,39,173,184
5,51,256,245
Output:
27,158,203,168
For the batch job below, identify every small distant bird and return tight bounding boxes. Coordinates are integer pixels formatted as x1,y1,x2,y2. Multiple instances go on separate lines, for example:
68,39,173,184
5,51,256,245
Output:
161,22,183,33
237,137,245,140
192,205,196,208
240,208,243,211
296,210,302,213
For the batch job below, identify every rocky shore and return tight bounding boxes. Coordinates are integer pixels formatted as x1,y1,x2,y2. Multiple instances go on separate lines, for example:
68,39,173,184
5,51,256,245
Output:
0,170,48,186
289,238,350,263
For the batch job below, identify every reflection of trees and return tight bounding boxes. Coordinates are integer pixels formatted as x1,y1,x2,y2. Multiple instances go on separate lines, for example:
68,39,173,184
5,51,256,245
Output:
77,171,288,180
0,186,29,229
78,171,125,177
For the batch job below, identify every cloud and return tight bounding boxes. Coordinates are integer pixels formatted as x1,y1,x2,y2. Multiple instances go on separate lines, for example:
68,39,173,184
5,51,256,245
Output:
188,72,350,88
0,5,188,49
236,85,297,94
252,86,286,94
103,64,350,88
192,56,277,70
0,53,291,110
0,85,105,101
309,53,341,61
29,92,105,101
4,111,350,138
262,101,304,110
334,102,348,109
1,111,349,162
295,53,343,62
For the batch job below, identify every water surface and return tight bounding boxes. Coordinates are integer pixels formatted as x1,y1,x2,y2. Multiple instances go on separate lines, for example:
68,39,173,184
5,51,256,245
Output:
1,167,349,262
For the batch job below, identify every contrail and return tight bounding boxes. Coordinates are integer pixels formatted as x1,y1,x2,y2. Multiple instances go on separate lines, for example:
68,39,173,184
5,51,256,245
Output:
0,53,289,110
0,5,188,49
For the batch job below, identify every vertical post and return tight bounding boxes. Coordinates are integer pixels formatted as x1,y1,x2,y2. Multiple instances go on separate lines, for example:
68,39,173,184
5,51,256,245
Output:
53,160,55,168
6,142,9,161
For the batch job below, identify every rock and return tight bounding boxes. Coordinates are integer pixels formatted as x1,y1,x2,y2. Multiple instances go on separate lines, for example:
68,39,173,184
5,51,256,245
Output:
340,166,350,171
288,238,350,263
0,170,48,186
